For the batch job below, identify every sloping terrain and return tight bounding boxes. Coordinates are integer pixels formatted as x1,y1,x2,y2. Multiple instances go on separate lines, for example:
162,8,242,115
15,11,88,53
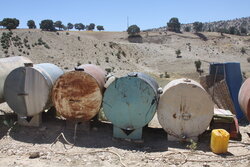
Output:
1,29,250,82
146,16,250,33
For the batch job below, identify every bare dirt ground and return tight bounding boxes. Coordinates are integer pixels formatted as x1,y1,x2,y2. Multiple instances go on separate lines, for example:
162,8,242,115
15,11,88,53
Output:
0,111,249,167
0,29,250,166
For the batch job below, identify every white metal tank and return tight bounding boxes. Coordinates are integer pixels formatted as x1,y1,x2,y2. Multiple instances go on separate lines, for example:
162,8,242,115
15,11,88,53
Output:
0,56,32,103
4,63,64,117
157,78,214,141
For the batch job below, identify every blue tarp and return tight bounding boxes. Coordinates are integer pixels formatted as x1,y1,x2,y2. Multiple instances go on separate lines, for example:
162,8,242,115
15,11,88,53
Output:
209,62,245,120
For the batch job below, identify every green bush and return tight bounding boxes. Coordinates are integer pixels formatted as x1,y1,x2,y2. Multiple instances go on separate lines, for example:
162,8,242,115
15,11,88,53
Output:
44,44,50,49
241,47,246,54
194,60,202,71
175,49,182,58
167,17,181,33
127,25,140,36
105,57,109,63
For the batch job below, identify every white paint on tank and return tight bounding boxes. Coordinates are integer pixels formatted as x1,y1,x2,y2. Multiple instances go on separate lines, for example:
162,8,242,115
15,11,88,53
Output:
157,78,214,141
0,56,32,103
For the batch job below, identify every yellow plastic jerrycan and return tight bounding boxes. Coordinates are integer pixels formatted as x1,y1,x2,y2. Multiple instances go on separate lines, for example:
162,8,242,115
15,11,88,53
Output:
210,129,230,154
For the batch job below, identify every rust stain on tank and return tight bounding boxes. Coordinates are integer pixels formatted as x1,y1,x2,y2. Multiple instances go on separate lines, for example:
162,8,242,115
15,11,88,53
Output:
52,68,106,121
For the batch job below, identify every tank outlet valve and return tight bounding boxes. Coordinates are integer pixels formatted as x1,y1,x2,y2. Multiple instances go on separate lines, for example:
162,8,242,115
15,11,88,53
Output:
183,78,191,82
24,63,33,67
157,87,163,94
128,72,138,77
75,67,84,71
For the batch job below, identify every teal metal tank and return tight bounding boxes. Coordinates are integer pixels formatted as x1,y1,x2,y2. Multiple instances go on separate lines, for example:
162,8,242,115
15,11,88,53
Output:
103,72,160,140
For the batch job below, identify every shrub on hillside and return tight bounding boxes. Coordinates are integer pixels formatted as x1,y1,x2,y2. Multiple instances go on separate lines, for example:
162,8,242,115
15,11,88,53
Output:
167,17,181,33
175,49,182,58
193,22,203,32
184,26,191,32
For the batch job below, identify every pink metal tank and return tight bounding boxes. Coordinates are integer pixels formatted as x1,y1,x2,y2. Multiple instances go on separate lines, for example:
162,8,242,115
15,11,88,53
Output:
238,78,250,121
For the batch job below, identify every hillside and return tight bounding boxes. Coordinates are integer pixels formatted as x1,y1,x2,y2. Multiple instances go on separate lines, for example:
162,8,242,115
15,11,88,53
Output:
1,29,250,84
146,16,250,33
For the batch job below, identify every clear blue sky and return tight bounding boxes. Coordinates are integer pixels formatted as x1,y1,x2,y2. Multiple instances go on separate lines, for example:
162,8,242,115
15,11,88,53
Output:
0,0,249,31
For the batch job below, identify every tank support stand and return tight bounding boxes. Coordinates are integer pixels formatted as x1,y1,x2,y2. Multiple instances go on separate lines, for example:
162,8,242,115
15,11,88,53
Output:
66,120,90,132
113,126,142,140
17,113,42,127
168,134,198,142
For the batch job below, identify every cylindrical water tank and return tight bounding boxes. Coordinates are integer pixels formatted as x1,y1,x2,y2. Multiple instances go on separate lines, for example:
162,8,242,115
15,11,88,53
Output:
0,56,32,103
4,63,64,117
157,78,214,141
103,72,160,139
238,78,250,121
52,64,106,121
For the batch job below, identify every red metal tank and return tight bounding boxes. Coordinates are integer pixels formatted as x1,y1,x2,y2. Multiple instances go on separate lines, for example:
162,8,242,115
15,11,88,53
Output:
52,64,106,121
238,78,250,121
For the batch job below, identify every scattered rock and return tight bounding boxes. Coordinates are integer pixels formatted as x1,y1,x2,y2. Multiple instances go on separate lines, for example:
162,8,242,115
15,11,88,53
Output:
39,126,47,131
29,152,40,159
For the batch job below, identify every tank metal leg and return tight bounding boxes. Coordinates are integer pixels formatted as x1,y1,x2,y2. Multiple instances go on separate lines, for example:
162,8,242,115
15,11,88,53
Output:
113,126,142,140
66,120,90,132
17,113,42,127
168,134,198,142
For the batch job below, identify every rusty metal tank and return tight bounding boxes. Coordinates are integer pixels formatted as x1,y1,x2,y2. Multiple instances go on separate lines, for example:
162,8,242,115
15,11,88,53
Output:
103,72,161,140
238,78,250,121
0,56,32,103
3,63,64,117
52,64,106,121
157,78,214,141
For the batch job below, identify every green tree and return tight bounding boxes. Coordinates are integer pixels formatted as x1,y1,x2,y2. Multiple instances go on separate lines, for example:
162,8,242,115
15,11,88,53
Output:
27,20,36,29
175,49,182,58
97,25,104,31
0,21,2,28
184,26,190,32
241,47,246,54
240,27,247,35
67,23,73,30
1,18,20,30
193,22,203,32
88,23,95,30
127,25,140,36
74,23,85,31
194,60,202,71
167,17,181,33
62,24,67,31
54,20,63,30
218,28,229,34
40,20,55,31
229,26,236,35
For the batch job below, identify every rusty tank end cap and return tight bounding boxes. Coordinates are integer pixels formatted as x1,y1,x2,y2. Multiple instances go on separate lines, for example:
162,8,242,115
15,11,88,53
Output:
24,63,33,67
